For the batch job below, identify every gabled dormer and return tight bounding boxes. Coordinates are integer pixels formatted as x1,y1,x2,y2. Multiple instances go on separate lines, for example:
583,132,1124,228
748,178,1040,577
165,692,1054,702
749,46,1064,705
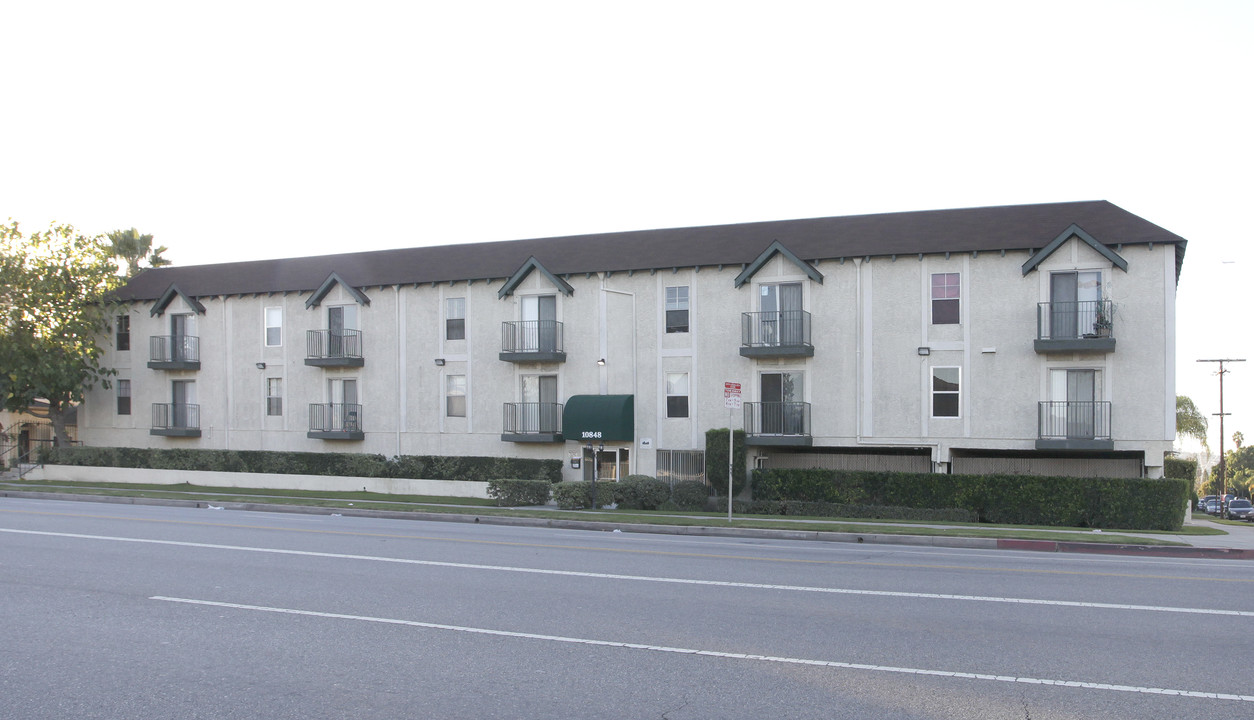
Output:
147,284,205,370
498,257,570,363
734,241,822,358
305,272,369,367
1025,225,1126,354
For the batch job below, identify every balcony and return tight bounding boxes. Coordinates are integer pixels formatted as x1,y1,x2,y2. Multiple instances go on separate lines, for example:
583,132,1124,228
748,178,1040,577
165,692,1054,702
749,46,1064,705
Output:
501,402,564,443
151,403,201,437
305,329,364,367
740,311,814,358
308,402,364,440
1037,401,1113,450
148,335,200,370
1035,300,1115,353
743,401,812,446
499,321,566,363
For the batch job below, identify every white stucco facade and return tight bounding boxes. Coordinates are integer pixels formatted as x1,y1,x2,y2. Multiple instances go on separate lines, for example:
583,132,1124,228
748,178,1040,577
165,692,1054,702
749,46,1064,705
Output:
77,204,1183,481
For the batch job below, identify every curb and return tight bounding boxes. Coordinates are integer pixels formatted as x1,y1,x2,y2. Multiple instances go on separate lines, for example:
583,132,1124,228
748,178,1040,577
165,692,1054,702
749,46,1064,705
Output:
5,489,1250,560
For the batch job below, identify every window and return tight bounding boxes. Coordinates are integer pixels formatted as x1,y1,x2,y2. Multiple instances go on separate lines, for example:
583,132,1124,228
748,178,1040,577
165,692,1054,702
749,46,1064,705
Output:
656,449,706,486
931,273,960,325
265,307,283,346
266,378,283,416
666,372,689,418
115,315,130,351
446,297,466,340
665,286,689,333
932,367,960,418
116,379,131,415
446,375,466,417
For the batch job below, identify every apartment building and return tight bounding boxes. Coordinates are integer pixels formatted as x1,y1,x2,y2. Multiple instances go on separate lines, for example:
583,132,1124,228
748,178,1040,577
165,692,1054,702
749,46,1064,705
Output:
77,201,1186,482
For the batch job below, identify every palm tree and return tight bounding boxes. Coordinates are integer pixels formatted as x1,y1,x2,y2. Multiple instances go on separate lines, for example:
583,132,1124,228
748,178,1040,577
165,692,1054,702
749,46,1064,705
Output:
1176,395,1209,451
108,228,170,278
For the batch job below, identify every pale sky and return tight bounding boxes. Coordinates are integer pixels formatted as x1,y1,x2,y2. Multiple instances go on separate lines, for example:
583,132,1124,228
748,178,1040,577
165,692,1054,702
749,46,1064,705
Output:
2,0,1251,456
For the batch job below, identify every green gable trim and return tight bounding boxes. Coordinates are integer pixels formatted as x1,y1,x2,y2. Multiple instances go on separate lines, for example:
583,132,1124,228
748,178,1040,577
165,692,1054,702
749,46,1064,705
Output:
733,240,824,288
1021,224,1128,276
305,272,371,309
498,256,575,299
150,284,206,317
562,394,634,442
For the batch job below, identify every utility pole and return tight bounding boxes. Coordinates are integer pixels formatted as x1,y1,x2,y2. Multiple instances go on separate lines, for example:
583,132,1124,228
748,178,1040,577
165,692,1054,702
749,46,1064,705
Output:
1197,359,1245,503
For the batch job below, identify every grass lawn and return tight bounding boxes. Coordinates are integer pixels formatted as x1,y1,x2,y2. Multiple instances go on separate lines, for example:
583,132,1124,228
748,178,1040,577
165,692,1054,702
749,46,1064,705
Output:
3,478,1215,546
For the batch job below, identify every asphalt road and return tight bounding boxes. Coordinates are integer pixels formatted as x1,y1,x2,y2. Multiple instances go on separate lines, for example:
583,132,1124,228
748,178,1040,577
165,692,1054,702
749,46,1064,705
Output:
2,496,1251,719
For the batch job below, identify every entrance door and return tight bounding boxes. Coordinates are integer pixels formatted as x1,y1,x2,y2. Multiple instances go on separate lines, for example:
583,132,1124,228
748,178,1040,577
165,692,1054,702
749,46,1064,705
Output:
329,378,359,431
521,295,557,352
520,375,558,433
172,380,196,428
1050,272,1101,339
582,447,630,482
170,314,194,361
1048,369,1098,439
760,372,804,434
759,283,802,346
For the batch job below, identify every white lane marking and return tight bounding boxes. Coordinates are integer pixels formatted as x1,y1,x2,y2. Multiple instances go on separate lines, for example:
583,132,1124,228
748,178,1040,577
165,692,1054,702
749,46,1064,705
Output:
151,595,1254,704
8,527,1253,618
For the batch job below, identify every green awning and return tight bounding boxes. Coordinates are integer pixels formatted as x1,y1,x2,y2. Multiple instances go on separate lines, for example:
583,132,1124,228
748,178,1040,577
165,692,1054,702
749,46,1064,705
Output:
563,395,634,442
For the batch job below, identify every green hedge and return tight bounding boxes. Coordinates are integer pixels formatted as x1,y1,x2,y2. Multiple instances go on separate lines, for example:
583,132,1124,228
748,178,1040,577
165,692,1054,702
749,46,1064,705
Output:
1163,457,1197,482
714,498,977,523
486,479,552,507
704,428,747,496
38,446,562,483
751,467,1187,531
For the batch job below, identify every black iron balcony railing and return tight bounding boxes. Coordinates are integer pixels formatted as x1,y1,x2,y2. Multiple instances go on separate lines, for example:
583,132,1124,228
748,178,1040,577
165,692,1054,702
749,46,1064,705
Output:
306,329,364,366
500,320,565,361
308,402,363,437
1037,300,1114,341
740,311,813,357
744,401,812,438
1037,401,1111,441
502,402,564,435
151,403,200,435
148,335,200,368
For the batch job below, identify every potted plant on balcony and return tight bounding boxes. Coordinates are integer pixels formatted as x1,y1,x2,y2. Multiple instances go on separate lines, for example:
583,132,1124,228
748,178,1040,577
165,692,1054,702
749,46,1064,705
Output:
1093,307,1112,338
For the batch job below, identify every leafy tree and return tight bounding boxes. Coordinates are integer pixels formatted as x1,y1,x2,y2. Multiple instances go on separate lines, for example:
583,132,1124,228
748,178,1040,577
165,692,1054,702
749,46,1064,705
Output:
108,227,170,278
1223,444,1254,498
1175,395,1208,451
0,221,121,446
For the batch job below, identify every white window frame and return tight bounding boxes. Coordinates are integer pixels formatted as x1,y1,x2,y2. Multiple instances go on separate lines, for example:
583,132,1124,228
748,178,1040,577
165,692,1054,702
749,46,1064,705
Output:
446,297,466,341
665,286,689,333
666,372,690,418
931,273,960,325
264,307,283,347
931,366,960,418
266,377,283,416
446,374,467,417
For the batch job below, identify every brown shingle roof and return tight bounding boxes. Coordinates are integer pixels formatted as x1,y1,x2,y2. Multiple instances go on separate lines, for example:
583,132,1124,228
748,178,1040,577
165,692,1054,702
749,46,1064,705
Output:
113,200,1186,301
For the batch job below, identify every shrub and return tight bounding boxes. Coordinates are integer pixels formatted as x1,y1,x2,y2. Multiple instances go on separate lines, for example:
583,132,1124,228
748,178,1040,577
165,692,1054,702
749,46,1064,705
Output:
670,480,710,511
552,481,616,510
615,475,670,510
1163,456,1198,482
704,428,747,496
486,479,552,507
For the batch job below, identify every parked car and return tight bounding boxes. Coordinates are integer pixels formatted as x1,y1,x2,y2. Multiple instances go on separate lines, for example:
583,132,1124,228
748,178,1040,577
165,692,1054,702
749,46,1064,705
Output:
1198,495,1217,512
1205,499,1222,515
1223,498,1254,521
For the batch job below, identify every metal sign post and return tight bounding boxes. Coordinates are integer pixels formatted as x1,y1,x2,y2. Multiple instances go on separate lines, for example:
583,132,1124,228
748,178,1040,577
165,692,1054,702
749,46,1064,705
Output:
724,382,742,521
